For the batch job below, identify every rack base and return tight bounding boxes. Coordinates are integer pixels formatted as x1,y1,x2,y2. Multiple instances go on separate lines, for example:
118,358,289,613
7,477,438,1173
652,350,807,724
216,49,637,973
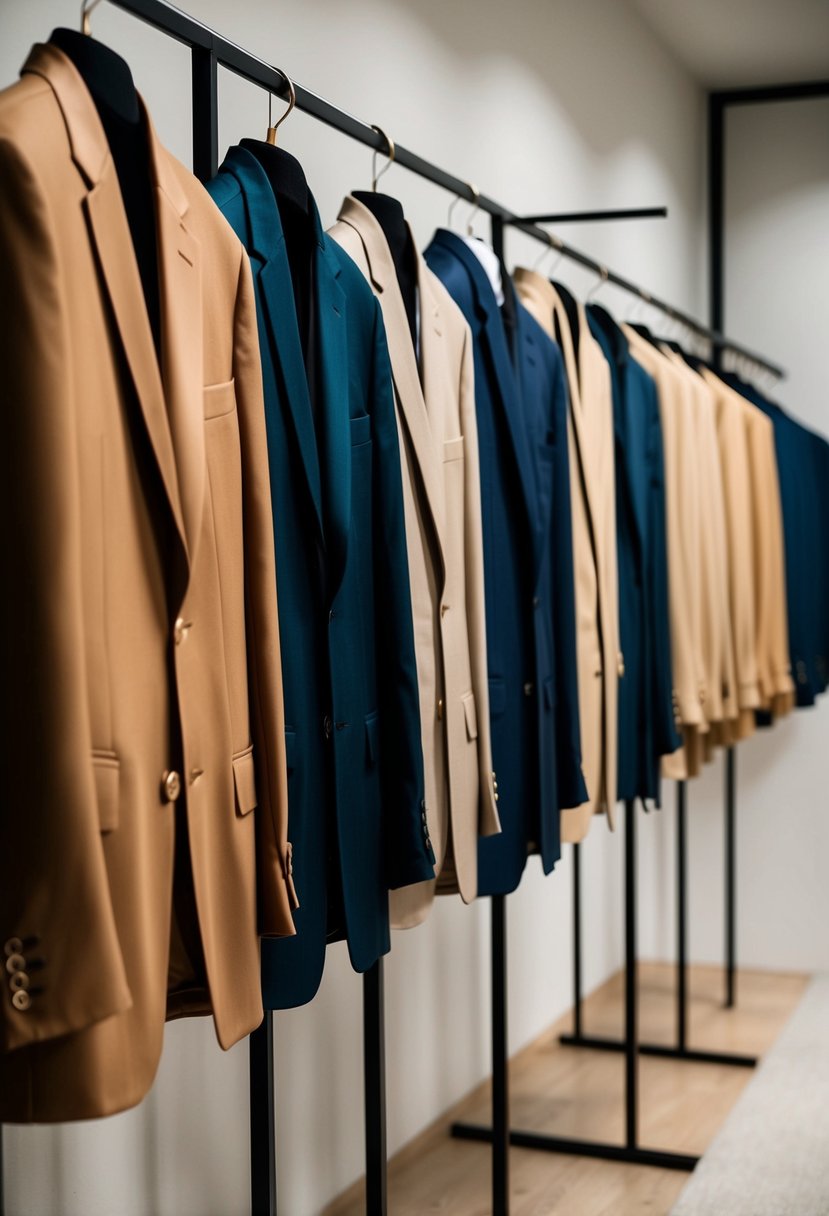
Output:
558,1032,757,1068
450,1122,699,1171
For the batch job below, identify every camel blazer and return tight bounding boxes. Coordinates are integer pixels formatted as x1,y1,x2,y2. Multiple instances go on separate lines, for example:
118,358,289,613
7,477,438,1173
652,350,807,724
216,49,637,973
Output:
702,369,794,722
621,328,706,779
207,156,433,1008
0,45,294,1122
330,198,499,928
515,270,619,842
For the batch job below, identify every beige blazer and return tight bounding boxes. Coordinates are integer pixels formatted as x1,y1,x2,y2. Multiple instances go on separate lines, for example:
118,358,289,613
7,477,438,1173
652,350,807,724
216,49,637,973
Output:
702,370,795,721
621,329,706,779
515,269,619,841
330,197,498,928
0,44,294,1123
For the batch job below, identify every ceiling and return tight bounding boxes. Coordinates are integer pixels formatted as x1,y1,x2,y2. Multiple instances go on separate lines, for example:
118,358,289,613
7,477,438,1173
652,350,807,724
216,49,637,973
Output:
631,0,829,87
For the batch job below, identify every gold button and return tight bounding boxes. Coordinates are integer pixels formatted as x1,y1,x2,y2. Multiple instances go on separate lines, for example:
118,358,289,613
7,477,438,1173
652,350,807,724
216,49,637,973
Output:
9,971,29,992
440,604,449,617
4,938,22,958
12,989,31,1012
494,792,499,802
174,617,192,645
618,653,625,678
162,770,182,802
437,699,444,721
5,953,25,975
523,682,534,697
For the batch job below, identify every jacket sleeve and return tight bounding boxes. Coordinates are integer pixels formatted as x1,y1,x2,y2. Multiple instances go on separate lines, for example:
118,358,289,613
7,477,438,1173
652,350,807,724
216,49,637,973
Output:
458,325,500,837
368,301,435,889
551,359,589,808
232,247,298,935
0,138,132,1052
646,381,683,757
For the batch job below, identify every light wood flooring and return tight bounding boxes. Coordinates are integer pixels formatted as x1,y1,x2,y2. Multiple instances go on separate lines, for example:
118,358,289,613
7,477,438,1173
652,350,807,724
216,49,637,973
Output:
324,962,808,1216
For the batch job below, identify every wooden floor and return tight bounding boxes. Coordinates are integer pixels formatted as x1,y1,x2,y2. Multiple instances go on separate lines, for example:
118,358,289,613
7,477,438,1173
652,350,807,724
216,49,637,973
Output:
324,963,808,1216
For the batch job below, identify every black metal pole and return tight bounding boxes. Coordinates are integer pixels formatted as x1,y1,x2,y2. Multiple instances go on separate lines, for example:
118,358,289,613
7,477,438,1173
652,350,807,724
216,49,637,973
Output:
677,781,688,1051
725,748,737,1008
572,843,583,1039
519,206,668,224
624,800,638,1150
363,959,388,1216
249,1013,277,1216
490,895,510,1216
191,44,219,181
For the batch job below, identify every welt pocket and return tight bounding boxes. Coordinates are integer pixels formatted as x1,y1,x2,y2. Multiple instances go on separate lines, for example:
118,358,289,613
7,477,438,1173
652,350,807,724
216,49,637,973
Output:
204,378,237,420
92,749,120,833
443,435,465,463
350,413,372,447
461,690,478,740
232,744,258,816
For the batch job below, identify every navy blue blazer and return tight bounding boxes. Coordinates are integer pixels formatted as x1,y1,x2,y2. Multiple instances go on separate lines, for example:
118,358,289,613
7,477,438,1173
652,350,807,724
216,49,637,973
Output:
588,305,680,802
723,373,829,707
208,148,433,1008
425,230,585,895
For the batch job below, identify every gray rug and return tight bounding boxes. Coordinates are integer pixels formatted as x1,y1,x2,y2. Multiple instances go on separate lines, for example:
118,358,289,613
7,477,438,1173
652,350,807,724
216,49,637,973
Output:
671,973,829,1216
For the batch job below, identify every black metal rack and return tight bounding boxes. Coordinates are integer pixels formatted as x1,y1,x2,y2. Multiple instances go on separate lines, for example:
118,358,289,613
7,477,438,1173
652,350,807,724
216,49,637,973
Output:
0,5,805,1216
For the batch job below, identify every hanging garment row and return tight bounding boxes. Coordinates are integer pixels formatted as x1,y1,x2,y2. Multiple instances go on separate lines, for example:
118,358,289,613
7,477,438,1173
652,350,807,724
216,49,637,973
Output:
1,29,827,1126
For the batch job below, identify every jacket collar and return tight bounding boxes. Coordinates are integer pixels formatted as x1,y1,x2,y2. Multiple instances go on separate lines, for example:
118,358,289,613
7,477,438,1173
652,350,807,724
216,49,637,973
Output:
24,42,202,589
335,196,448,585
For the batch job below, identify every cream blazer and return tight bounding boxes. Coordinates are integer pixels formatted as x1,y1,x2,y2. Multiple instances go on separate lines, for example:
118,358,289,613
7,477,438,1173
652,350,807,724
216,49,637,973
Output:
515,269,619,841
330,197,499,928
702,370,795,723
621,328,707,779
0,44,293,1122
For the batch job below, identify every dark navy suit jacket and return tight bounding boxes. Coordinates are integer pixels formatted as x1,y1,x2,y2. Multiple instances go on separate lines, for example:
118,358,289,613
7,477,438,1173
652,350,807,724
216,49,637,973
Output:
425,230,585,895
208,148,433,1008
723,373,829,707
588,305,680,801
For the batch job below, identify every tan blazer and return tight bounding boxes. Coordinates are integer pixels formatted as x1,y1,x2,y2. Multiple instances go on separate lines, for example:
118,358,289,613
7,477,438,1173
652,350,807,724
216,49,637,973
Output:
621,329,706,779
330,197,498,928
0,44,294,1123
515,270,619,841
702,370,795,721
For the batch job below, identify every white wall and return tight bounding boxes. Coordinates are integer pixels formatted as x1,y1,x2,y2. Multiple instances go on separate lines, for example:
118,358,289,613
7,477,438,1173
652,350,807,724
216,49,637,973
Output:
0,2,706,1212
640,97,829,973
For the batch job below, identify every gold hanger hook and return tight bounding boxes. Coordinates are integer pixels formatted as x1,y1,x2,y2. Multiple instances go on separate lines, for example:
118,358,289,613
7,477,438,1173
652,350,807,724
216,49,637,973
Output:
370,125,395,192
532,230,564,273
80,0,104,35
266,70,296,145
586,263,609,302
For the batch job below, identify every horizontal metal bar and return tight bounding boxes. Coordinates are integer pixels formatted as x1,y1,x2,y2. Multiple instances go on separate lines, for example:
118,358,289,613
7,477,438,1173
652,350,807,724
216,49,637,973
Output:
559,1032,757,1068
102,0,786,379
711,79,829,107
450,1123,699,1171
519,206,668,224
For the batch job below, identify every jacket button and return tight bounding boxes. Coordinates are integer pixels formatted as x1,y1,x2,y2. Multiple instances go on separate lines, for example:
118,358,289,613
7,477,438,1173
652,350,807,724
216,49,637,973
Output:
533,596,540,608
5,953,26,975
9,971,29,992
323,715,333,739
4,938,22,958
162,770,182,802
441,604,449,617
12,989,31,1012
523,682,534,697
437,699,444,720
173,618,191,645
328,609,335,623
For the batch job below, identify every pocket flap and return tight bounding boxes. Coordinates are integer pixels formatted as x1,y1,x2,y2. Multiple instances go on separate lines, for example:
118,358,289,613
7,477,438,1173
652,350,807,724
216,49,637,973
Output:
462,690,478,740
350,413,372,447
488,677,506,719
443,435,465,462
92,750,119,833
232,745,258,816
365,712,380,766
204,378,236,420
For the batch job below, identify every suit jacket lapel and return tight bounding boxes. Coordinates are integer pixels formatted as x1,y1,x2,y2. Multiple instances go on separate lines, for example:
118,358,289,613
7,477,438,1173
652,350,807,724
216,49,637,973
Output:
315,233,350,594
224,147,325,547
336,198,447,582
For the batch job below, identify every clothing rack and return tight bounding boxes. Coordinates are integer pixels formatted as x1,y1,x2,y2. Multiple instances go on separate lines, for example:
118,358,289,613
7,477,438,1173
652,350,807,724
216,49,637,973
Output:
0,4,789,1215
